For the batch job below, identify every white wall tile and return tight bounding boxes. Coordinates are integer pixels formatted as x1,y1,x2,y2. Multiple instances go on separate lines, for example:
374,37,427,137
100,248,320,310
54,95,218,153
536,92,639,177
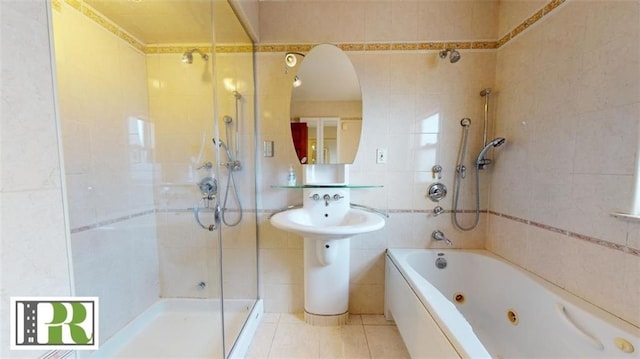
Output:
490,0,640,327
1,1,72,357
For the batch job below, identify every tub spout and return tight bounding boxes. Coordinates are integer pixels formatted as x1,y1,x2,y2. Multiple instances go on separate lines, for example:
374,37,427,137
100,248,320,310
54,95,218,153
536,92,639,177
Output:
432,230,452,246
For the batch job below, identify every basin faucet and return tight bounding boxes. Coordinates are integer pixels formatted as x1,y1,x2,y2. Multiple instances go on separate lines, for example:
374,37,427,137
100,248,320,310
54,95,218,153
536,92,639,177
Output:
323,194,331,206
432,230,452,246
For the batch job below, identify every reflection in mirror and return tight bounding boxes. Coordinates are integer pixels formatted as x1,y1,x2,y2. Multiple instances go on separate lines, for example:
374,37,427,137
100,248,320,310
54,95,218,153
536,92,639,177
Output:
290,44,362,164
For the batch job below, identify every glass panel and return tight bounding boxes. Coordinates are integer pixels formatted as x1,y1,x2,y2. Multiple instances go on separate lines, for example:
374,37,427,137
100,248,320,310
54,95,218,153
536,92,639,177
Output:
212,1,259,357
50,0,234,357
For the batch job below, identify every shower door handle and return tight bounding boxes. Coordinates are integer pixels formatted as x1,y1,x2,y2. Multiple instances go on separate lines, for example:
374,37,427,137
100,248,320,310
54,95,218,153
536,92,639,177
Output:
214,204,222,227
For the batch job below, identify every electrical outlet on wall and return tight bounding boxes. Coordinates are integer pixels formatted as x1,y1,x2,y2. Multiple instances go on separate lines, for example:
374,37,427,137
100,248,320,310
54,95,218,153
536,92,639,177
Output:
376,148,387,164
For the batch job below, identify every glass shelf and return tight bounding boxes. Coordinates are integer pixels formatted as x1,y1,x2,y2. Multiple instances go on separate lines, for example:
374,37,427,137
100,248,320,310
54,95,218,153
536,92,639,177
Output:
271,184,383,189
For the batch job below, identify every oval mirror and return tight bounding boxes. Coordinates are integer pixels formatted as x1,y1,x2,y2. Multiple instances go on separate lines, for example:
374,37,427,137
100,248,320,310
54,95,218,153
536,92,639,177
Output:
289,44,362,164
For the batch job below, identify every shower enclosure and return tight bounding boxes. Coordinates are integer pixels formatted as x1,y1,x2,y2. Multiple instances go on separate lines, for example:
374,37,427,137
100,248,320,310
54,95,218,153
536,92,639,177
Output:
50,0,258,357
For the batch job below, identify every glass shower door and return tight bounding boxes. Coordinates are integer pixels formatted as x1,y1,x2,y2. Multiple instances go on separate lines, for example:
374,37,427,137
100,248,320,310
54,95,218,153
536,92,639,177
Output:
211,1,259,356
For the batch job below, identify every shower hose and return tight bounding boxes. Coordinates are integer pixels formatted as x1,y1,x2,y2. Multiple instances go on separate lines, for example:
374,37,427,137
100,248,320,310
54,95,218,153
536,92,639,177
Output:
221,167,242,227
452,119,480,231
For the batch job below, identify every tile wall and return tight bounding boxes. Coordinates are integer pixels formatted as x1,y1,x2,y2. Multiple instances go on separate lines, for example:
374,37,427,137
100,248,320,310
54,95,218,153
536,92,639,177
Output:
489,0,640,327
256,0,499,313
0,1,72,357
255,0,640,327
51,0,160,342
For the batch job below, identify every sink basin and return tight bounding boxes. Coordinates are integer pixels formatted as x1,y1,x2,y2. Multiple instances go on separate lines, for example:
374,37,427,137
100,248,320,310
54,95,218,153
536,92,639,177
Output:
270,207,385,239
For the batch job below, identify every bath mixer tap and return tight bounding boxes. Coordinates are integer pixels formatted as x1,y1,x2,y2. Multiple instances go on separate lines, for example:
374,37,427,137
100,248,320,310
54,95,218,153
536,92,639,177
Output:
432,230,452,246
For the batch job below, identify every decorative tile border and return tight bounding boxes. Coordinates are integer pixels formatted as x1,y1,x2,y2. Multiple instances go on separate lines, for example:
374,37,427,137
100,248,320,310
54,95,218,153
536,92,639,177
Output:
500,0,567,47
256,0,565,54
53,0,250,55
70,209,155,234
261,208,486,215
489,211,640,257
256,40,498,53
56,0,565,55
55,0,145,53
71,208,259,233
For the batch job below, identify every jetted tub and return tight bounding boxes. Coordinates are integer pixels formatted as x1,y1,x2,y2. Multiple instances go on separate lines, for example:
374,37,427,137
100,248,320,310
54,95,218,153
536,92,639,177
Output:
385,249,640,358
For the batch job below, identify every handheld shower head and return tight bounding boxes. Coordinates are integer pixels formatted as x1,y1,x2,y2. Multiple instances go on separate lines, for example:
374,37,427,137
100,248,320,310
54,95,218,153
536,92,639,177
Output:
476,137,506,168
213,138,234,161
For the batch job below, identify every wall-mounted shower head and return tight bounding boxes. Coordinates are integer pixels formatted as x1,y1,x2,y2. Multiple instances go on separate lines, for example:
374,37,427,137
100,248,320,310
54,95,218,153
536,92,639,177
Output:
480,88,492,97
182,49,209,64
223,115,233,124
439,48,461,63
449,49,461,63
476,137,506,169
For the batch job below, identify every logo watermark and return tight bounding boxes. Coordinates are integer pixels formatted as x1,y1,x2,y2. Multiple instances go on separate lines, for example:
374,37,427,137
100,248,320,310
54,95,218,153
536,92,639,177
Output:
10,297,99,350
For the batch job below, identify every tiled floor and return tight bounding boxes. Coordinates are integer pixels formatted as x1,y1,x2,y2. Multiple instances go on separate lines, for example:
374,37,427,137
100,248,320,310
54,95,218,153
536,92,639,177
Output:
246,313,411,359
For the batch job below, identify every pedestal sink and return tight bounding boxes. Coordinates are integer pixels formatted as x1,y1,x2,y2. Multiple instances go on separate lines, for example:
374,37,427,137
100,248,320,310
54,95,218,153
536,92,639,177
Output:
270,185,385,325
270,207,385,239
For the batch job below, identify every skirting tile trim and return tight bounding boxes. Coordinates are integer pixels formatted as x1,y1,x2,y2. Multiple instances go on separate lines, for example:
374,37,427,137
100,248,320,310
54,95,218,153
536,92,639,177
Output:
488,211,640,257
304,311,349,326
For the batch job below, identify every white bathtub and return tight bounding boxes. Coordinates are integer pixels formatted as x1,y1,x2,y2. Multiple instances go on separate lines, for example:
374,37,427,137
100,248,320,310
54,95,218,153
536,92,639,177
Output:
385,249,640,358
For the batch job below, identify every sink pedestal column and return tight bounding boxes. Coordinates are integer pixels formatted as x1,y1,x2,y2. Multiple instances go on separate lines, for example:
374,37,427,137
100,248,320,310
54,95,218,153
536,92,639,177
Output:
303,237,350,325
301,187,351,325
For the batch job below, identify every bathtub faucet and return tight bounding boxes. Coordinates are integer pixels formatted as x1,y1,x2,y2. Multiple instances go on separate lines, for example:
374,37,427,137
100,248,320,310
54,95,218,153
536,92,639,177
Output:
432,230,452,246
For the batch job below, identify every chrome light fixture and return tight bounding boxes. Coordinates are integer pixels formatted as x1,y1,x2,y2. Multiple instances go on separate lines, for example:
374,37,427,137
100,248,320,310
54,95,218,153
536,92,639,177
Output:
285,52,305,68
284,51,306,74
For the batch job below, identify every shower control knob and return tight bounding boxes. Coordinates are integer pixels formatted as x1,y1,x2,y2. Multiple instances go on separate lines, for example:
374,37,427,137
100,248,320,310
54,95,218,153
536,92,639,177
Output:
432,165,443,179
427,182,447,202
